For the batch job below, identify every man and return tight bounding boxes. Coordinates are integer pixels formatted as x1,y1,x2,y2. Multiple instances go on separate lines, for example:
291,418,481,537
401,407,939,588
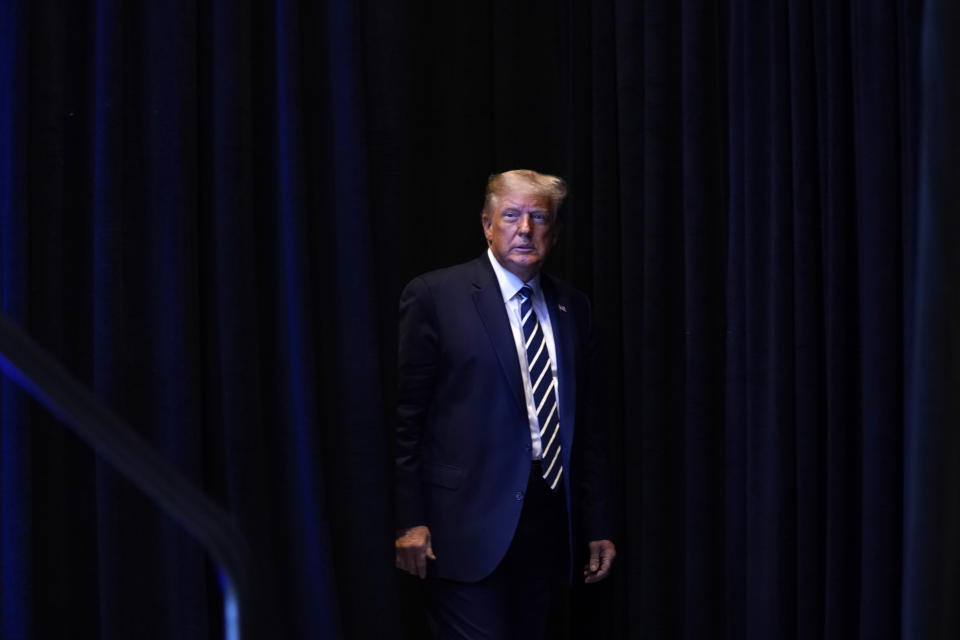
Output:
395,169,615,638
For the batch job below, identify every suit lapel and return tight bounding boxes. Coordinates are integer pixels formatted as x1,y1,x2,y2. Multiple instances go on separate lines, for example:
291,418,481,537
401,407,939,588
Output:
542,277,577,445
471,257,526,414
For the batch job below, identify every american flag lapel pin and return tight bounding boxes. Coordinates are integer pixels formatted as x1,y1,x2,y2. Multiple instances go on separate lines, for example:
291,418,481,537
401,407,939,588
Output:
558,303,567,313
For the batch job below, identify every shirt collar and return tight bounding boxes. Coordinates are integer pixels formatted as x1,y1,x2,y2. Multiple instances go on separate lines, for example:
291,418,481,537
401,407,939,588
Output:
486,248,542,303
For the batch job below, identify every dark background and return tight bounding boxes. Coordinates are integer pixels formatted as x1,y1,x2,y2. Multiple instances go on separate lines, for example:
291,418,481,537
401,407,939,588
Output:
2,0,959,638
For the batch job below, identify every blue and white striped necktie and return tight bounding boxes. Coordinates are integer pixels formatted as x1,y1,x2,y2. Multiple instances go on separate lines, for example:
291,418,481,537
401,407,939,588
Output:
518,286,563,490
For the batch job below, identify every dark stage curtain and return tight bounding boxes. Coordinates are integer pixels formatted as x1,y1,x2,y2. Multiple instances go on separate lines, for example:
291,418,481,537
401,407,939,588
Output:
2,1,958,639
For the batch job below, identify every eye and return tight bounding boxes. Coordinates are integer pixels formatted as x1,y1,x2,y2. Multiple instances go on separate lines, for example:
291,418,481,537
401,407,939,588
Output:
531,211,549,223
501,209,520,220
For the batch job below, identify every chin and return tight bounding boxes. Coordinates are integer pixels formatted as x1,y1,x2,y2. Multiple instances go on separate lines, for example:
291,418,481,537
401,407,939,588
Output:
510,260,543,277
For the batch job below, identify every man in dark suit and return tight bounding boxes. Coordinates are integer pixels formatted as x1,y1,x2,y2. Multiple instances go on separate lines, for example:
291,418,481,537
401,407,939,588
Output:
394,169,615,638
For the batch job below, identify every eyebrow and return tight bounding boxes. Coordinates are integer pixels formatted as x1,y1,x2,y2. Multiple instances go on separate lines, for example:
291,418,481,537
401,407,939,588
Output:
502,206,548,213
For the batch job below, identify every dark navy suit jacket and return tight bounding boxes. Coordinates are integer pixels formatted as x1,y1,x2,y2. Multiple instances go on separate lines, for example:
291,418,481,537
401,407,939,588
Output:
395,254,611,582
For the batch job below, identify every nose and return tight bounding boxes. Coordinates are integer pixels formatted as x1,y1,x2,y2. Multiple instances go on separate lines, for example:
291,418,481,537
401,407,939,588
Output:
517,213,532,235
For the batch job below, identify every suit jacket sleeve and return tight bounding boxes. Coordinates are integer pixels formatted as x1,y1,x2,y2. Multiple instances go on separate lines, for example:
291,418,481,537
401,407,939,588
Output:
574,296,614,543
394,276,440,531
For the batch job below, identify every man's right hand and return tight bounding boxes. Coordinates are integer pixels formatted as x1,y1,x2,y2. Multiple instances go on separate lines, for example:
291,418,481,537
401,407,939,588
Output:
395,525,436,579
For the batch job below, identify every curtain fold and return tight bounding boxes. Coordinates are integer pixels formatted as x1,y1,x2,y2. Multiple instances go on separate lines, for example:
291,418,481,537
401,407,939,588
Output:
2,3,34,639
902,1,960,637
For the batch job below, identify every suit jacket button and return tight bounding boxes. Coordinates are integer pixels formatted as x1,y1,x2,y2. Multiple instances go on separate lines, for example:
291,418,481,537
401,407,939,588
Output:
515,491,524,501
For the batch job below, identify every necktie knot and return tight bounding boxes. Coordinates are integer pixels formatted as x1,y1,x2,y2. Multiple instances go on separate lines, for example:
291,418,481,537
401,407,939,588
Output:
519,286,533,302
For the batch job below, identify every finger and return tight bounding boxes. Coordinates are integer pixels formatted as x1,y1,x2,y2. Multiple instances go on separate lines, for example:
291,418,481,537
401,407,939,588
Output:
414,549,428,579
589,568,609,582
588,548,615,583
593,559,611,580
585,567,608,583
399,548,421,576
426,543,437,561
589,547,600,573
397,551,413,575
598,549,612,571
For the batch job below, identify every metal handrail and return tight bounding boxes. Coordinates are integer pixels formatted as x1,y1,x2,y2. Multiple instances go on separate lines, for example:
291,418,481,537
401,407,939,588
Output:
0,312,258,640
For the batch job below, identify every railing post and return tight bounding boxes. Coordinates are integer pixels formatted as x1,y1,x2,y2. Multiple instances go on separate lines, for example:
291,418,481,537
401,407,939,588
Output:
0,312,259,639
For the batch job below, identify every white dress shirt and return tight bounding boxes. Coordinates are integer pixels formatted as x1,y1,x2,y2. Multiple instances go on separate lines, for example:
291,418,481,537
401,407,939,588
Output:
487,248,561,460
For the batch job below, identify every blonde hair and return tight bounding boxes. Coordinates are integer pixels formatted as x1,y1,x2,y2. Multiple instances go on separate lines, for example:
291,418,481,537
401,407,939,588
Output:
483,169,568,216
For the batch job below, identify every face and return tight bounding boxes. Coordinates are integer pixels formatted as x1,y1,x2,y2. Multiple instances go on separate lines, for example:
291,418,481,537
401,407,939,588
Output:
483,191,557,281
